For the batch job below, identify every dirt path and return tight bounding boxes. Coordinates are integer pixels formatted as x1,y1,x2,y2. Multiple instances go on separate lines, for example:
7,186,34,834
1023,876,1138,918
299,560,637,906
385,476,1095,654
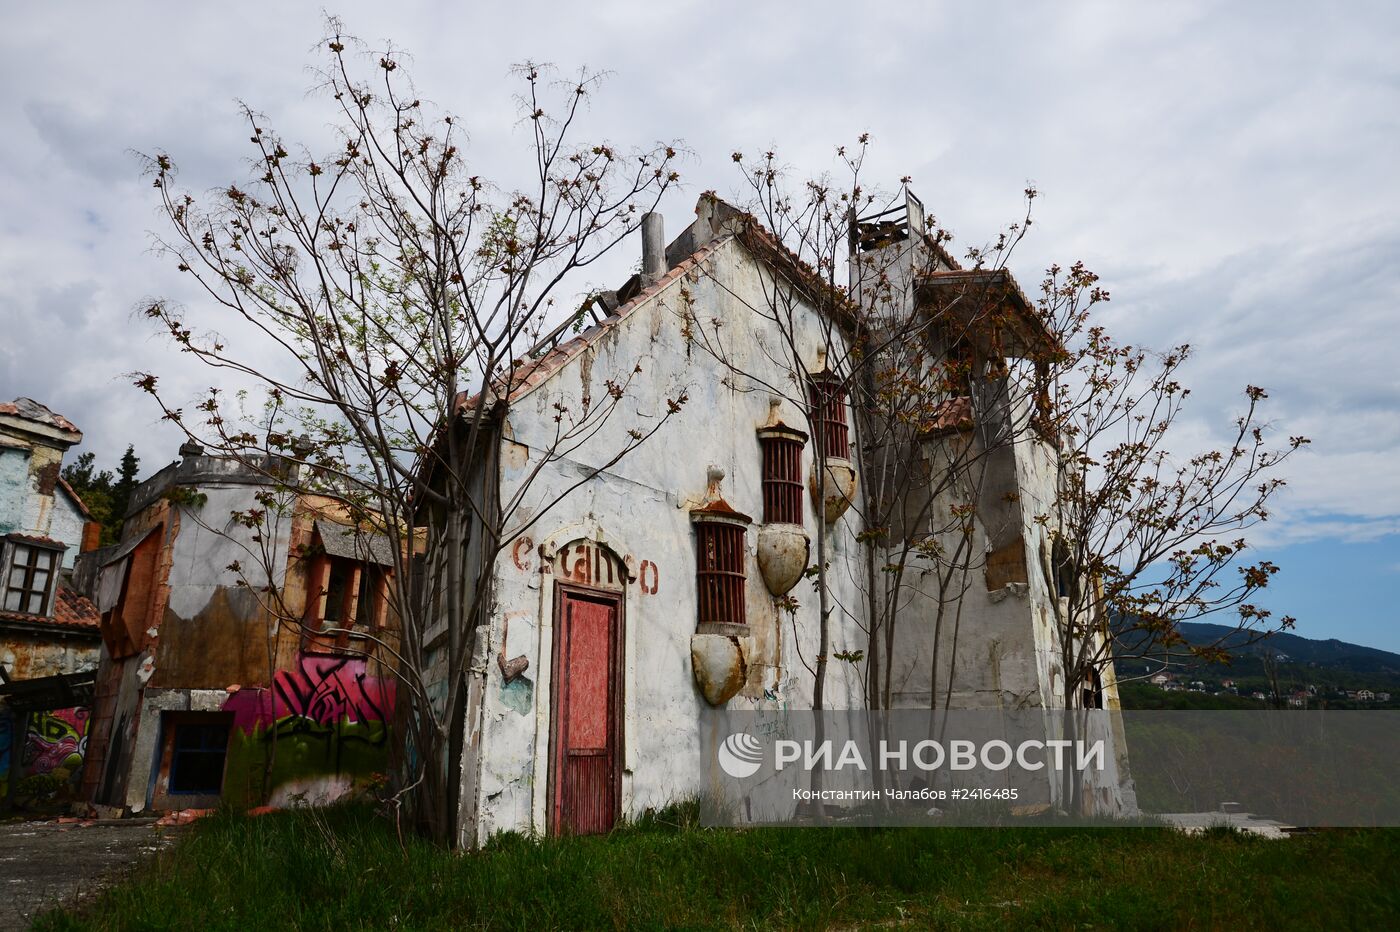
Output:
0,819,178,930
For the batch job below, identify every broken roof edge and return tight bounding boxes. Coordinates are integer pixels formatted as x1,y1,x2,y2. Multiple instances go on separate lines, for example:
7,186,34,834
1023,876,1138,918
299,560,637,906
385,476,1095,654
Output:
57,476,94,520
0,398,82,435
455,194,870,418
699,193,862,334
454,232,734,416
918,267,1060,358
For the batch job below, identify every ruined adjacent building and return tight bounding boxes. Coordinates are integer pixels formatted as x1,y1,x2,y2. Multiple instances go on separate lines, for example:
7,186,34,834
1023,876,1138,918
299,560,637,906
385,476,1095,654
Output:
0,398,103,809
82,444,398,814
432,192,1128,846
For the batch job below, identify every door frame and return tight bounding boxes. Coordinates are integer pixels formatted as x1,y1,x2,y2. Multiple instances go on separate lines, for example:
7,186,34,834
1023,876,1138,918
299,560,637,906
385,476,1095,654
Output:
547,580,626,836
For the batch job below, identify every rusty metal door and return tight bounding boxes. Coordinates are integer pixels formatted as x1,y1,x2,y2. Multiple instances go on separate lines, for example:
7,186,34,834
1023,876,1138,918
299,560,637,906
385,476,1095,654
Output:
550,585,623,835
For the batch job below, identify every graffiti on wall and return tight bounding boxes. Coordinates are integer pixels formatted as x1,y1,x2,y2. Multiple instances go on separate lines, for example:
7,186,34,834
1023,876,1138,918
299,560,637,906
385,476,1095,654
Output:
24,707,88,774
0,706,90,806
221,653,395,807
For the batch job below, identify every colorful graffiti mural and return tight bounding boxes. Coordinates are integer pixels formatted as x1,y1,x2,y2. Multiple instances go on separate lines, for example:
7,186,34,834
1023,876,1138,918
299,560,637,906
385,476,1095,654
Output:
25,707,88,774
1,705,90,807
220,654,395,807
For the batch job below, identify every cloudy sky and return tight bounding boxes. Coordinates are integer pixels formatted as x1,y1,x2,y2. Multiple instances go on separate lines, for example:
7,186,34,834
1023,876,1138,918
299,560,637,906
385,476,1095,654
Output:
2,2,1397,649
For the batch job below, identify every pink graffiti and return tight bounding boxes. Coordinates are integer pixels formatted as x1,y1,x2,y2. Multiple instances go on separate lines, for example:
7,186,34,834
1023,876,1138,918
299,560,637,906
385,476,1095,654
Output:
23,707,89,774
223,654,395,734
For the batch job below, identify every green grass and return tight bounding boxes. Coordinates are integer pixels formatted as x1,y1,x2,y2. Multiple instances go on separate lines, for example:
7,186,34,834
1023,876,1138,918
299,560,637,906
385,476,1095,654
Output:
35,803,1400,931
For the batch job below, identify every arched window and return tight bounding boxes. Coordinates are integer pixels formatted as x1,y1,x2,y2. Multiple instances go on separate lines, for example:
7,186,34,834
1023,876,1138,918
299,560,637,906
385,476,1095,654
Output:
757,425,806,525
807,375,850,461
692,505,750,627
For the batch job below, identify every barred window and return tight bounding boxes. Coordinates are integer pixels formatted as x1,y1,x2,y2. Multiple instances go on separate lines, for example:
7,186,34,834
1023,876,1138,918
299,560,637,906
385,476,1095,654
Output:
759,429,805,525
808,377,850,461
695,519,747,626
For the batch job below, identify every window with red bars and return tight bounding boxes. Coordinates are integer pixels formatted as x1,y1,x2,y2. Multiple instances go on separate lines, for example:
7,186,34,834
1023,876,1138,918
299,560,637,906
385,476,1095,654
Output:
760,436,804,524
808,378,850,461
695,521,746,626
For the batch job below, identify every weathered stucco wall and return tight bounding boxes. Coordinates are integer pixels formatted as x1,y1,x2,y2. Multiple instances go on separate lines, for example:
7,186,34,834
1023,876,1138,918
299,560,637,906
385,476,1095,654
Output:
0,632,98,682
460,235,871,840
147,486,291,691
0,439,86,566
49,488,88,569
87,472,399,813
0,448,32,537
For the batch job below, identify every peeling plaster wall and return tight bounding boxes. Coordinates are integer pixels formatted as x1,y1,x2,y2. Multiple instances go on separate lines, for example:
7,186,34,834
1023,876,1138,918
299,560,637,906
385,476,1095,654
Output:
462,237,870,840
0,435,85,566
873,399,1130,813
0,447,34,536
89,483,292,812
48,490,87,569
91,477,400,814
0,632,98,681
148,486,292,690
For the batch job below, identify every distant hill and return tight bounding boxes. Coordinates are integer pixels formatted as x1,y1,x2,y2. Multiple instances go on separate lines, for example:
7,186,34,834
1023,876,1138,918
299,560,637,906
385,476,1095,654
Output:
1113,620,1400,708
1171,622,1400,675
1112,617,1400,675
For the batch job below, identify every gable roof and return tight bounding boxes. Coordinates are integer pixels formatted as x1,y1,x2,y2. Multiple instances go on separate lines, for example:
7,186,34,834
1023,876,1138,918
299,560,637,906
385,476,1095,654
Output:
454,194,859,415
454,234,732,413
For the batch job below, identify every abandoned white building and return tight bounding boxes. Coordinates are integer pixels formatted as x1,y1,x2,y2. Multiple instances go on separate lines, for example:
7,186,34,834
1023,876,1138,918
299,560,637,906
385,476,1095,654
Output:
433,191,1128,846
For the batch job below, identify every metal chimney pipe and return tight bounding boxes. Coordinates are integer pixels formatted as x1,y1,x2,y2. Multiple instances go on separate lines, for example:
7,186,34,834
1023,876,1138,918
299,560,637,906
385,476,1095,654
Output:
641,212,666,285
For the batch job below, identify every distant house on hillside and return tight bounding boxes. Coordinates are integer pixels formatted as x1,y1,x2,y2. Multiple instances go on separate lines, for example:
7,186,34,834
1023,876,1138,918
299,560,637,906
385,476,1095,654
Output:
0,397,103,810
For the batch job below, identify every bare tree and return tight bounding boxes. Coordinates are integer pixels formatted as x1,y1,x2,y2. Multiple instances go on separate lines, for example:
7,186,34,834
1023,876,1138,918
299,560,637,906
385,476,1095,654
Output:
695,149,1306,815
1022,260,1308,808
133,25,685,843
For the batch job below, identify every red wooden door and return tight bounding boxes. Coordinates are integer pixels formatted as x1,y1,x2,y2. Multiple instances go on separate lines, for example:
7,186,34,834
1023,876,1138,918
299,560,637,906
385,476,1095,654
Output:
551,586,622,835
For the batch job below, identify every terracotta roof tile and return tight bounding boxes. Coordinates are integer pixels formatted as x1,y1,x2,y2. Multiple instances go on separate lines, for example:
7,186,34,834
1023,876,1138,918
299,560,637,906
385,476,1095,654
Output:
0,586,100,632
52,587,100,629
919,397,975,437
690,497,753,524
3,533,68,550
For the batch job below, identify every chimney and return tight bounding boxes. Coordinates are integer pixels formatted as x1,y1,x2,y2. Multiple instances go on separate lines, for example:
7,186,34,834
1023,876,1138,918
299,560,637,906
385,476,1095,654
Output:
641,212,666,286
81,521,102,553
178,440,204,462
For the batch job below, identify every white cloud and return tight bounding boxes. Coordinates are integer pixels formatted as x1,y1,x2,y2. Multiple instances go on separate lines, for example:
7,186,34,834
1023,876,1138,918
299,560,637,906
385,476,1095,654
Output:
0,0,1396,558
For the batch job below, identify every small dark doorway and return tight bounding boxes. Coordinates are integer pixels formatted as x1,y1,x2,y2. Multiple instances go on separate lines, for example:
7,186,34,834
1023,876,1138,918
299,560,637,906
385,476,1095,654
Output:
152,712,232,809
169,722,231,795
549,583,623,835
